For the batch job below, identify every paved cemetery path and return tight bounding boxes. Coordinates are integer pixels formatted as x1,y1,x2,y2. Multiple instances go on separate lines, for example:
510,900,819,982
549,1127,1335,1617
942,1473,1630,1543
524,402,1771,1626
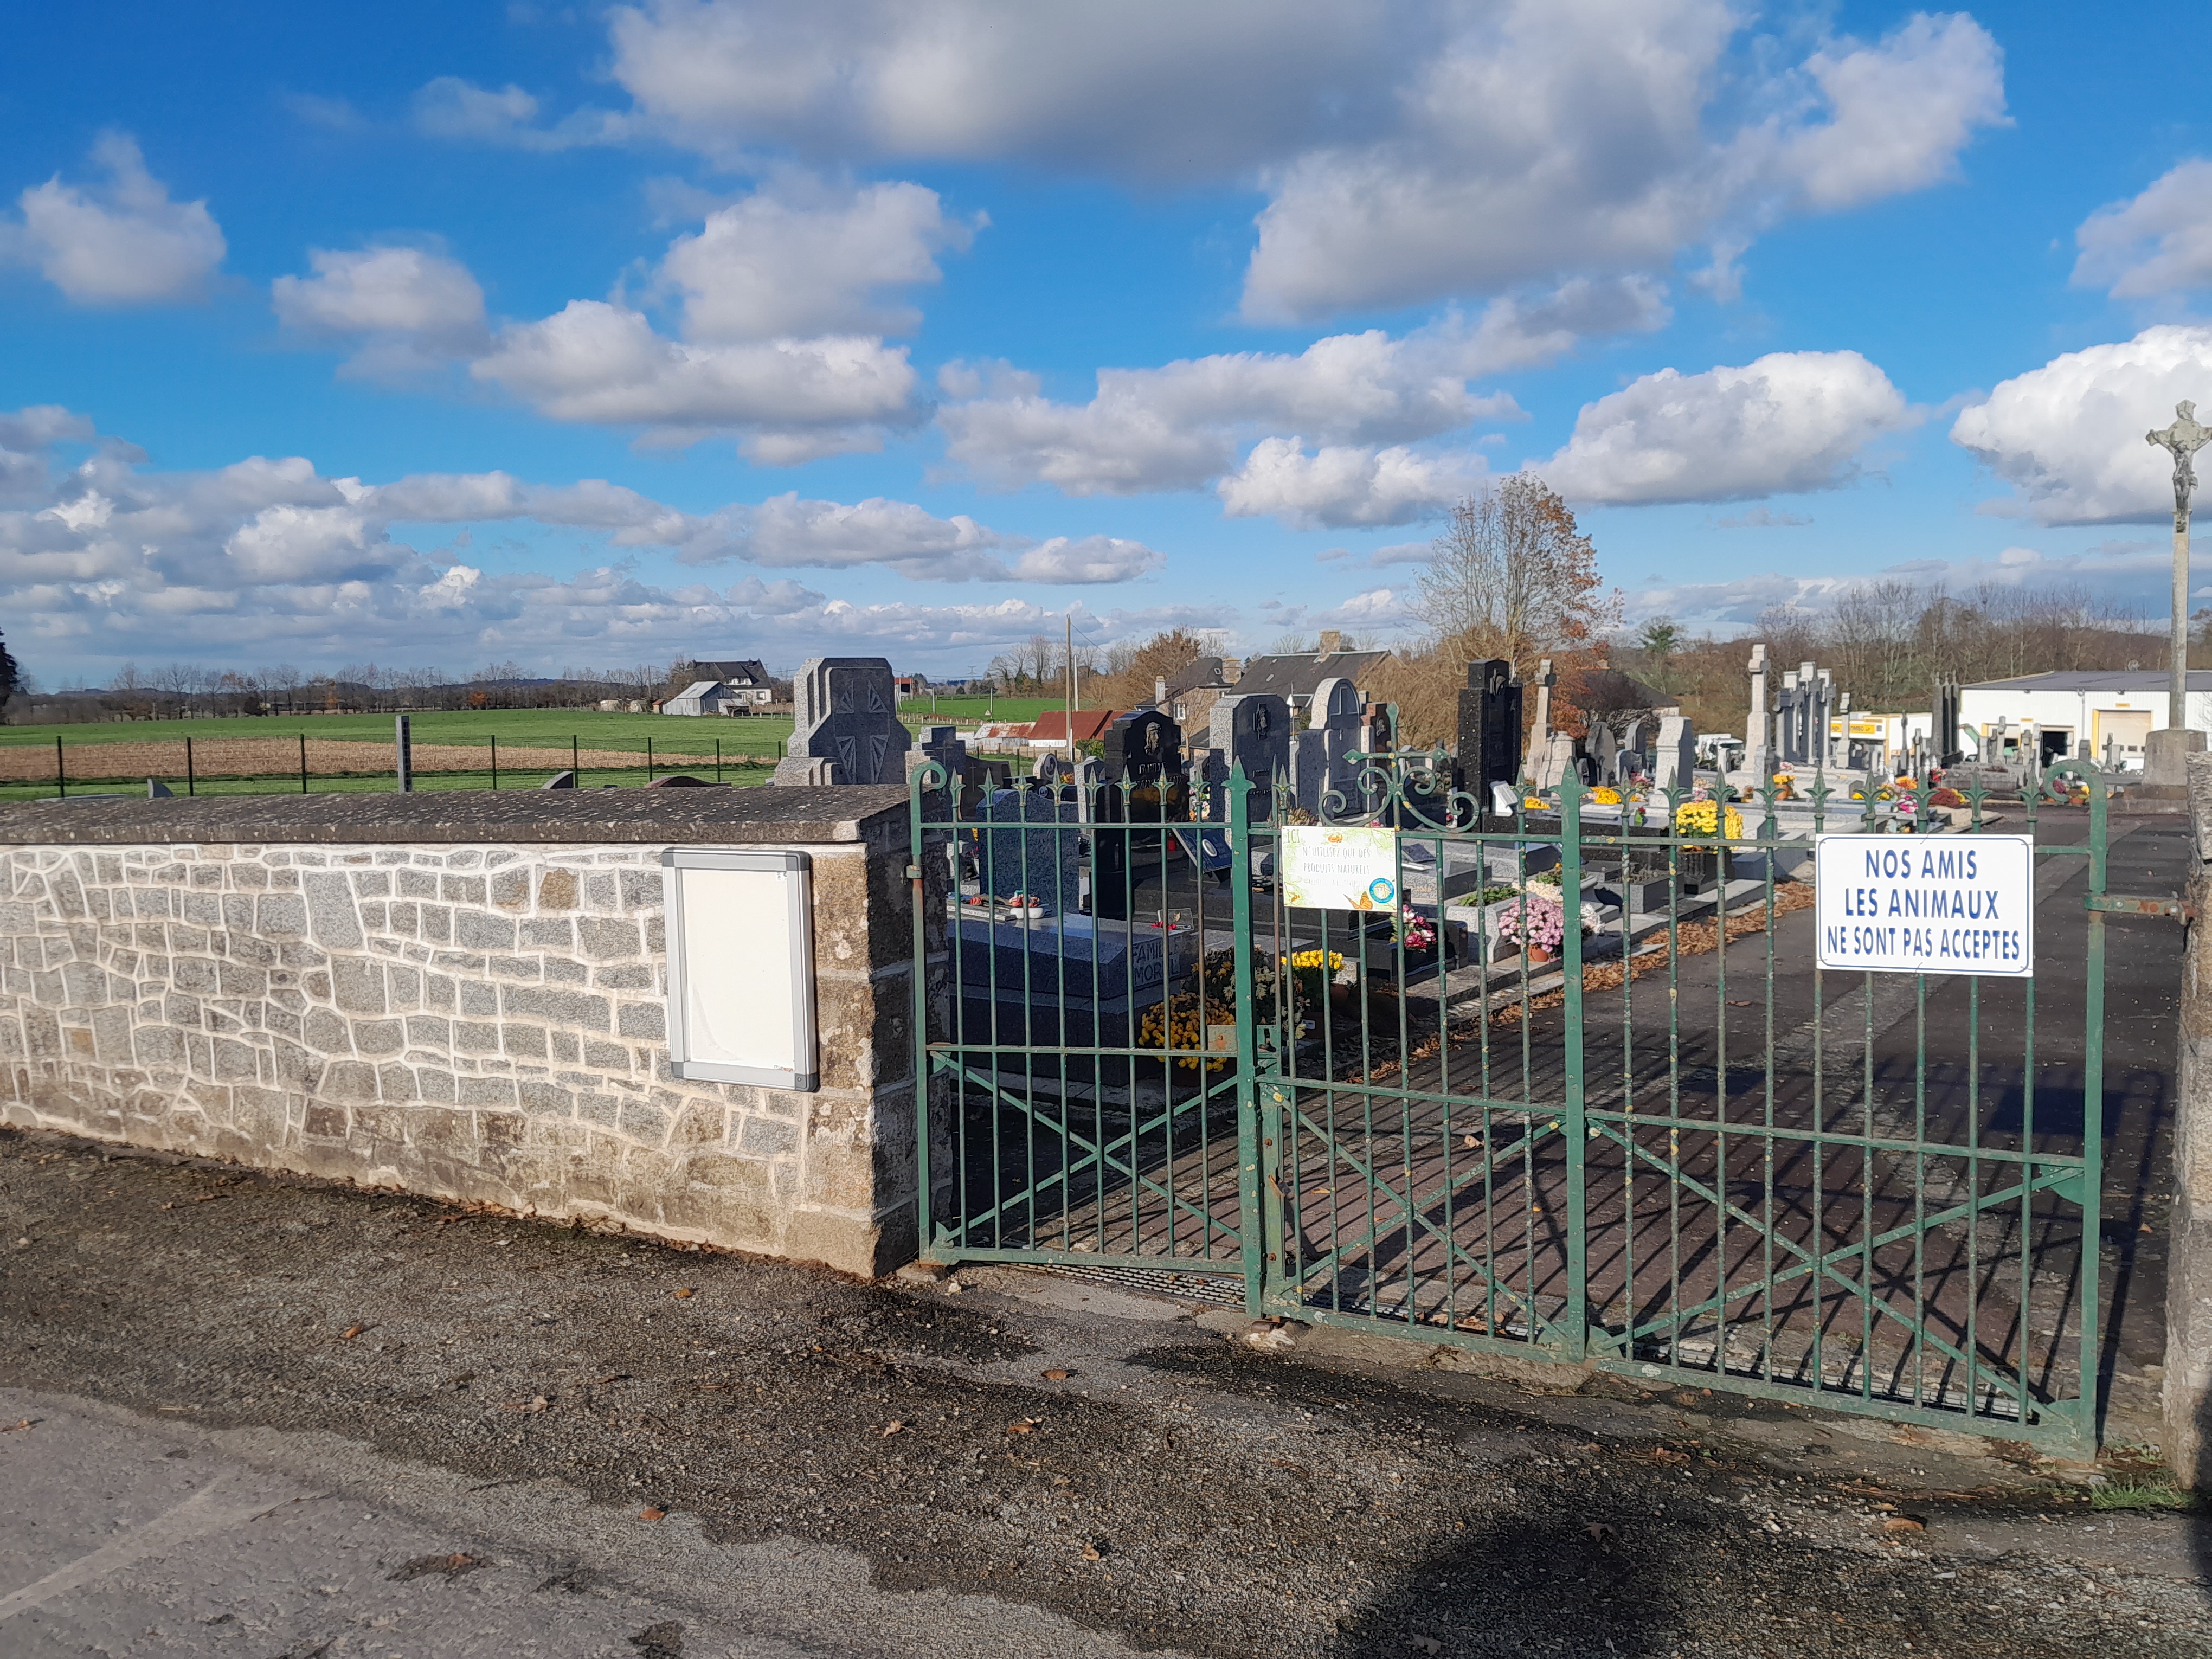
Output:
3,1127,2209,1657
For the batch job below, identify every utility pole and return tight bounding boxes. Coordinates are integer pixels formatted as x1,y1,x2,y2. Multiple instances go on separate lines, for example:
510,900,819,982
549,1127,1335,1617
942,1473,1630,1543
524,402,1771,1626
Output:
1065,612,1077,767
2148,401,2211,729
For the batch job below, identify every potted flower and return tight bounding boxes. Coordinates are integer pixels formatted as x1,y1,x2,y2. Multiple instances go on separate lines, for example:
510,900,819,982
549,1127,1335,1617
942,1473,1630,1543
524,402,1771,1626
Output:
1673,799,1744,891
1494,888,1566,964
1282,948,1345,1026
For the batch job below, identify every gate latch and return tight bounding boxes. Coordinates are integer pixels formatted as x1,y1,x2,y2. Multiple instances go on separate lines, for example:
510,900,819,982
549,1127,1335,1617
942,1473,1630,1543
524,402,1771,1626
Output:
2088,893,2192,922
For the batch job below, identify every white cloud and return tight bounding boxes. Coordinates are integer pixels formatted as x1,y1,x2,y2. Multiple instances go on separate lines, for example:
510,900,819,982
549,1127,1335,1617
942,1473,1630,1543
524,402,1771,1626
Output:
1949,325,2212,525
2073,159,2212,299
597,3,2004,321
470,300,919,461
410,77,633,150
0,417,1165,686
1216,437,1487,528
272,246,489,378
3,132,226,305
1240,7,2006,320
276,175,967,458
606,0,1403,178
661,178,976,340
931,289,1648,498
1540,350,1914,506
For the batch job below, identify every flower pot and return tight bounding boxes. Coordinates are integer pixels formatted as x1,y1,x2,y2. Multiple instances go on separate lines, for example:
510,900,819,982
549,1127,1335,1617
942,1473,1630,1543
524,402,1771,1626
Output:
1527,945,1557,965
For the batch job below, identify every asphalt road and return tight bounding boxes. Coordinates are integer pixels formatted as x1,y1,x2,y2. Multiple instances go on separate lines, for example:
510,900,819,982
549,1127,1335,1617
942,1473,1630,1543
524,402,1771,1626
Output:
3,1128,2210,1658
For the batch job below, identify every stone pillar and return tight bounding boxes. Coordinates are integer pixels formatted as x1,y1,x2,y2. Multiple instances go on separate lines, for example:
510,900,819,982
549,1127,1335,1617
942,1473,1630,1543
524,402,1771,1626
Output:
2169,752,2212,1487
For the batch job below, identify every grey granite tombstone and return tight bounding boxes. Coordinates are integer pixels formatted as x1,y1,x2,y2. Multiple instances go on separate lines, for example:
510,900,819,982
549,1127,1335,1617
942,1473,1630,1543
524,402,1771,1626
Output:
1210,692,1291,795
1619,718,1649,781
1654,715,1697,793
1291,676,1362,816
771,657,912,786
539,770,577,789
146,779,173,798
1588,722,1618,784
978,787,1082,910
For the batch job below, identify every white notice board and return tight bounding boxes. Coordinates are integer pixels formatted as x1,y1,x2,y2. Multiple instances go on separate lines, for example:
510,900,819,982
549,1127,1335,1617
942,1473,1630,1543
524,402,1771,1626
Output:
1279,826,1400,911
1814,834,2033,978
661,848,819,1090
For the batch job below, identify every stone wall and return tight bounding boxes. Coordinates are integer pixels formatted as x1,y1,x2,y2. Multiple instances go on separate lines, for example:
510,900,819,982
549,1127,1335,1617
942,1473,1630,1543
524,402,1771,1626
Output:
0,787,922,1277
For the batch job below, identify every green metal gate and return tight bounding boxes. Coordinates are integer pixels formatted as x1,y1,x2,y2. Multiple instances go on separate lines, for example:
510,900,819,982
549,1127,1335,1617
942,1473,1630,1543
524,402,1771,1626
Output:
912,755,2118,1452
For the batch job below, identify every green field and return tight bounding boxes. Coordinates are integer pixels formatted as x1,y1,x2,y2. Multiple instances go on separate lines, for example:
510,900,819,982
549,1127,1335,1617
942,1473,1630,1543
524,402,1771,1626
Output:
897,694,1059,724
0,708,791,755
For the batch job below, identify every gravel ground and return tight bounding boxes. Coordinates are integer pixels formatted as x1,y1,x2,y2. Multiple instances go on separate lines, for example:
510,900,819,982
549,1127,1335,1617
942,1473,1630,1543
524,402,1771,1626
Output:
2,1126,2207,1658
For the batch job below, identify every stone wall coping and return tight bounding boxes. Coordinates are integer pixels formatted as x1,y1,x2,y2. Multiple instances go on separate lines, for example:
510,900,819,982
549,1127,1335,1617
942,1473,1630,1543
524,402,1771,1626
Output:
0,784,912,847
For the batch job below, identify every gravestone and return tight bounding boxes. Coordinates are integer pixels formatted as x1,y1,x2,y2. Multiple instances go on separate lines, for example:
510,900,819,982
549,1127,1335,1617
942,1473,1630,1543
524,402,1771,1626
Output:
1292,676,1364,816
906,724,969,807
1654,716,1697,792
1530,732,1579,790
978,787,1082,910
539,770,577,790
146,779,173,798
1619,718,1650,782
1587,722,1618,785
1455,658,1524,813
772,657,912,786
1103,709,1182,783
1210,692,1291,799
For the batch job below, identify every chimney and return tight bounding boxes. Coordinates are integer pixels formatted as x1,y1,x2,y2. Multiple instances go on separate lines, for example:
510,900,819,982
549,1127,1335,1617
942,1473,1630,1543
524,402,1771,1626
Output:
1316,629,1343,655
1220,657,1242,685
1153,674,1167,706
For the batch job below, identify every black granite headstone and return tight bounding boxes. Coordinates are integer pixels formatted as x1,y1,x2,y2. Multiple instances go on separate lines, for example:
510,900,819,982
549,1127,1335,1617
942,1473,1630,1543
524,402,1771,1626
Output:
1456,658,1523,814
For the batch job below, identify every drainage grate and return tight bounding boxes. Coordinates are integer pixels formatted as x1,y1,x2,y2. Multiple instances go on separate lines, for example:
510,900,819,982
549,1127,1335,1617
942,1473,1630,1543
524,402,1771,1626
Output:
1037,1261,1247,1307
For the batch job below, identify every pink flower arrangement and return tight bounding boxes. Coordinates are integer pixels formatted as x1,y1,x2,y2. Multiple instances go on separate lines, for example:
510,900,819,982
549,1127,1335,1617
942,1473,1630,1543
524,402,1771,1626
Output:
1495,891,1565,954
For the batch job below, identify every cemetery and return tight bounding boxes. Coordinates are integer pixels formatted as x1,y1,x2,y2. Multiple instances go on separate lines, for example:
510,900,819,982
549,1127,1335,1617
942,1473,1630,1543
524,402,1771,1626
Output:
2,638,2202,1488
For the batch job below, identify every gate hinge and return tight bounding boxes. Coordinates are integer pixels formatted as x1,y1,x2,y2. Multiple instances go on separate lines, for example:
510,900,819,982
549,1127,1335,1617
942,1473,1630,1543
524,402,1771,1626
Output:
906,864,922,880
2087,893,2190,922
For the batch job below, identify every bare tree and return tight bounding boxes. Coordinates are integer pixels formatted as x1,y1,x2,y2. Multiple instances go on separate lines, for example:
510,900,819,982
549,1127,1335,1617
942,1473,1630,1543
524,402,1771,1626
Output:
1412,474,1621,679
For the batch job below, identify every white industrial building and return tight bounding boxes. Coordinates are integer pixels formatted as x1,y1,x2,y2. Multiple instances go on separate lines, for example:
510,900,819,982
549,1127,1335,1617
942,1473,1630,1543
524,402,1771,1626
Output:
1956,670,2212,770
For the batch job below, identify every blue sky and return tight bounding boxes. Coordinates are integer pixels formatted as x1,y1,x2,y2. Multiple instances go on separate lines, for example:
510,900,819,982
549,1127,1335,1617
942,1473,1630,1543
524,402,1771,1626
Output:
5,2,2212,685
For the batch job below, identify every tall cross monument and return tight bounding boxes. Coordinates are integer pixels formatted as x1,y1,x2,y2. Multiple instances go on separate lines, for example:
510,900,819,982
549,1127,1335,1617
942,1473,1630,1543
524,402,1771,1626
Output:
2148,400,2212,729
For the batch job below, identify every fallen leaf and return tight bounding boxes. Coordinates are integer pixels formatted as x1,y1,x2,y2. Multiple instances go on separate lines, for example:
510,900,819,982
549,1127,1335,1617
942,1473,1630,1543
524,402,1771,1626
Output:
672,1288,695,1300
640,1507,667,1521
0,1419,33,1434
338,1323,371,1341
881,1420,905,1437
1006,1418,1038,1435
1881,1516,1925,1536
1041,1368,1071,1381
193,1194,225,1204
160,1202,175,1211
1081,1544,1103,1562
504,1396,550,1413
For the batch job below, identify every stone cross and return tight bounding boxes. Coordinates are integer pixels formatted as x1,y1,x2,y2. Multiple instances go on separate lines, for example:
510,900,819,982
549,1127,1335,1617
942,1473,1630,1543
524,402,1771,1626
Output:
1529,658,1557,753
2149,400,2212,729
1745,644,1771,779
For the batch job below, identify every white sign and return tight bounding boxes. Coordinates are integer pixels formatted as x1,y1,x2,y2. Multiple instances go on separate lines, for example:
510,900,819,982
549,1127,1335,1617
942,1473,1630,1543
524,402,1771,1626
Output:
662,849,820,1090
1814,833,2033,978
1280,826,1399,911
